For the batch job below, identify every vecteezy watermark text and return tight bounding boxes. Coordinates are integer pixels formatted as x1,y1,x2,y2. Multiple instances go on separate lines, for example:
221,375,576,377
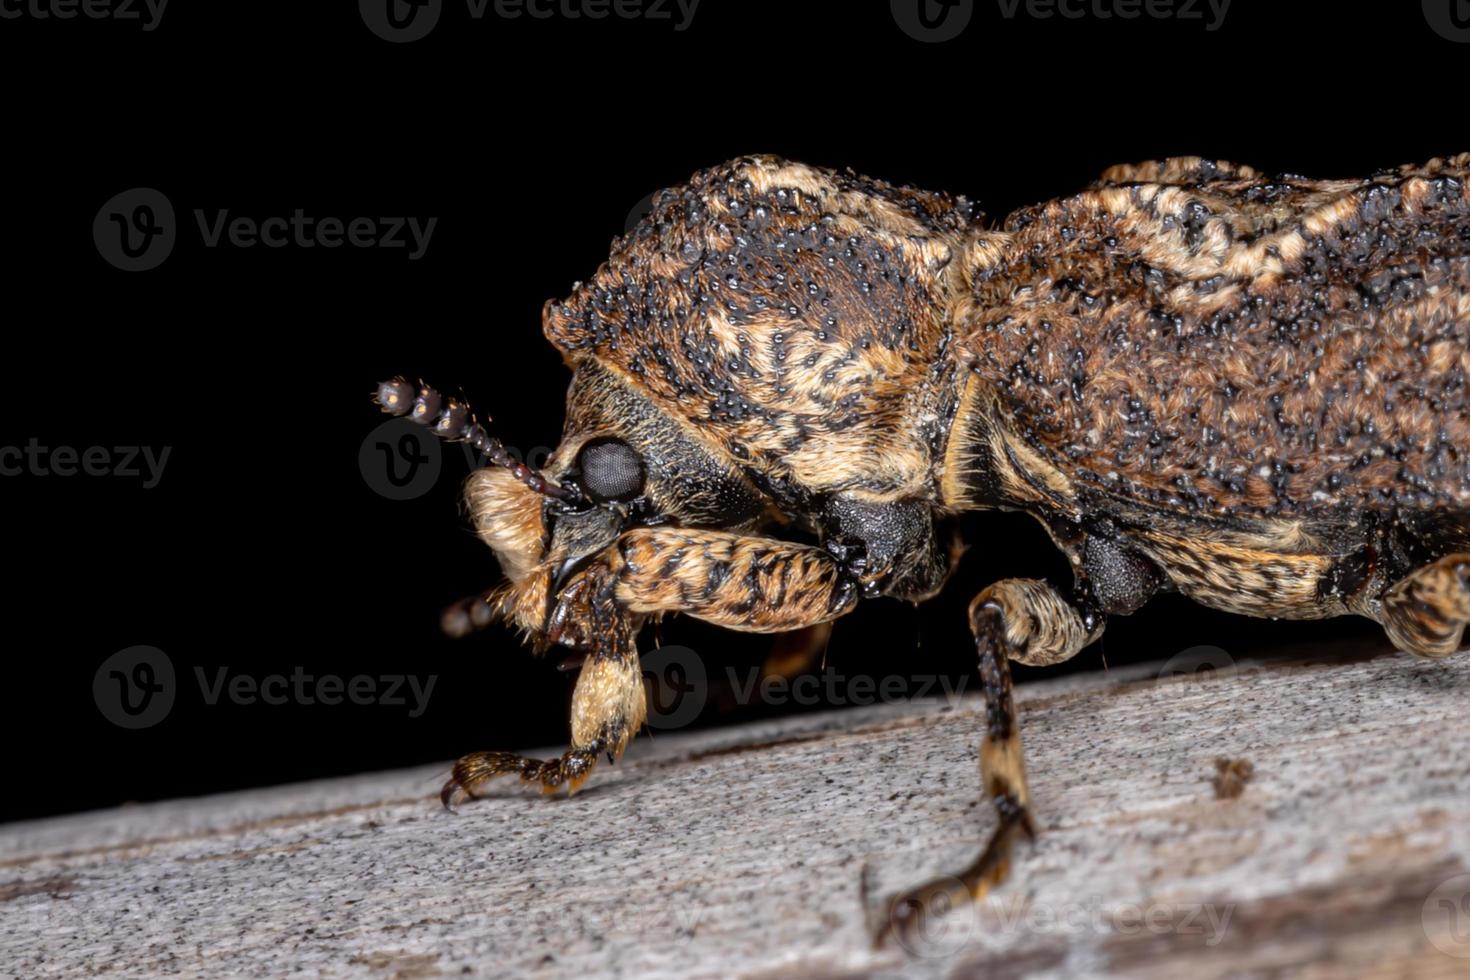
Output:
194,209,437,260
0,0,168,30
360,0,699,42
1,439,170,488
725,666,969,710
891,0,1228,41
893,889,1236,958
358,415,556,501
196,666,436,718
93,188,437,271
94,646,438,727
472,0,699,26
995,0,1230,29
641,645,973,731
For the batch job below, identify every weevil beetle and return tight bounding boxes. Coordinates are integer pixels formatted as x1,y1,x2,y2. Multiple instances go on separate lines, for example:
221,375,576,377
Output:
374,153,1470,945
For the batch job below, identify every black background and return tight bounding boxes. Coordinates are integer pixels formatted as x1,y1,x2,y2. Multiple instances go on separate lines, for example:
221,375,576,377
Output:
2,0,1465,823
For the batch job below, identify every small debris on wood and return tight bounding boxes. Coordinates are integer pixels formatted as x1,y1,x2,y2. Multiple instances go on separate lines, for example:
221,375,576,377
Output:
1213,757,1255,799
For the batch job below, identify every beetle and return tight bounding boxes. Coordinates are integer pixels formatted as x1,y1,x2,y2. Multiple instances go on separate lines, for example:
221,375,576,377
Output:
374,153,1469,945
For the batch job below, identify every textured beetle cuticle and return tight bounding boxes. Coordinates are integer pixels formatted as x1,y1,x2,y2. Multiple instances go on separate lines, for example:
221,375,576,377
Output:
373,152,1469,949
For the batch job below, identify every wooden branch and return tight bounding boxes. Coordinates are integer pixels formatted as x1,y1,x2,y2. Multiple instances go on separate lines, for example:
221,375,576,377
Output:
4,643,1469,977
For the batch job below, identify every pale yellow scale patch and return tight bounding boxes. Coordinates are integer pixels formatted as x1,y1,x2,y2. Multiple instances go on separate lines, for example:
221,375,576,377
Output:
1136,527,1341,620
569,652,646,764
464,467,545,584
941,374,1079,517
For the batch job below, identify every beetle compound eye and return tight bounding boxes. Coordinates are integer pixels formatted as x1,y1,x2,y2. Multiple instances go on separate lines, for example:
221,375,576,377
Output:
577,438,645,504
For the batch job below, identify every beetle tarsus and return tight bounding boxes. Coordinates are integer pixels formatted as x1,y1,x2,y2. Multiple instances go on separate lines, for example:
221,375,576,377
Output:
877,794,1034,951
440,747,602,805
877,579,1101,950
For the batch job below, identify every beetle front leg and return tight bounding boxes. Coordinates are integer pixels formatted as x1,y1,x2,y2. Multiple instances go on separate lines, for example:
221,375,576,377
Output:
1381,553,1470,659
445,529,866,806
880,578,1101,948
442,568,646,805
606,527,868,633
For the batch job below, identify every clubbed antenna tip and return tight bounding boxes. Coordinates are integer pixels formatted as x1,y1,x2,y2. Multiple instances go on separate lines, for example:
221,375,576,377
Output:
374,377,582,504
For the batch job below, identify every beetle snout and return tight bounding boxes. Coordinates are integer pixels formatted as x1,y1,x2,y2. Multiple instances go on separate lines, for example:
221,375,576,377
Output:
543,503,627,596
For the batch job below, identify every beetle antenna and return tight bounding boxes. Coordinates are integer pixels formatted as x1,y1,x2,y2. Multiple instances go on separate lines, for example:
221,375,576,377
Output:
374,377,582,504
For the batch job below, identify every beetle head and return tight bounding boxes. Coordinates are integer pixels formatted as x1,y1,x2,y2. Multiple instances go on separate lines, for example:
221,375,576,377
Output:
407,154,972,644
463,357,773,639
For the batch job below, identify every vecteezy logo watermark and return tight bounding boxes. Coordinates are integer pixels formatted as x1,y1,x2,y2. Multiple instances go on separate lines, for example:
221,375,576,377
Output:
891,0,974,42
359,0,443,42
1424,872,1470,959
624,190,658,235
93,646,176,729
888,876,977,958
360,0,700,42
1155,644,1236,690
94,189,437,271
0,0,169,30
358,416,556,501
1424,0,1470,42
0,439,171,488
93,188,176,272
359,417,443,501
93,646,438,727
641,645,707,730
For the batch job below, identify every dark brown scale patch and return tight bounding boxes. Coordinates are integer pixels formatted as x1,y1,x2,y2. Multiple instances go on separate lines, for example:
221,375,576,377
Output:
957,154,1470,518
543,155,970,497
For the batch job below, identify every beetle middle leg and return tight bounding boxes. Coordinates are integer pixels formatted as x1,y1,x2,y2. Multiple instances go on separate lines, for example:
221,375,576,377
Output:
881,578,1102,947
1381,553,1470,658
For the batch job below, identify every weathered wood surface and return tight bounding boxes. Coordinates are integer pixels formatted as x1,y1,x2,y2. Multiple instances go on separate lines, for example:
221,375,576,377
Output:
3,645,1469,978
